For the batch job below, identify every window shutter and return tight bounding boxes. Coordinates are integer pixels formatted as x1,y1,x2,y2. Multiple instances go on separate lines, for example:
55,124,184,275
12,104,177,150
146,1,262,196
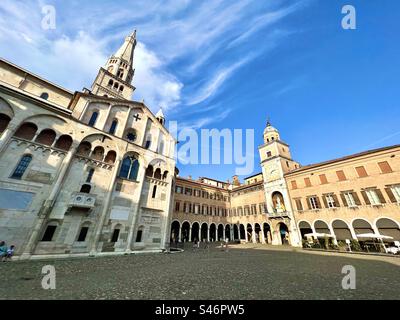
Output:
340,193,348,207
378,161,393,174
296,199,303,211
375,189,386,204
315,196,322,209
306,198,312,210
385,187,397,203
361,191,371,205
352,192,362,206
332,194,340,207
322,195,329,208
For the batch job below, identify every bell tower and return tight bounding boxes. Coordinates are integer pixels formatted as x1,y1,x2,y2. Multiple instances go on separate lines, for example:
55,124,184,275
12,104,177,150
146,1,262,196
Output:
259,119,301,247
91,31,137,100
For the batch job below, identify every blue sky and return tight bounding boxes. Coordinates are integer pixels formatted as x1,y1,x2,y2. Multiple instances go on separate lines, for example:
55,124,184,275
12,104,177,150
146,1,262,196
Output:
1,0,400,182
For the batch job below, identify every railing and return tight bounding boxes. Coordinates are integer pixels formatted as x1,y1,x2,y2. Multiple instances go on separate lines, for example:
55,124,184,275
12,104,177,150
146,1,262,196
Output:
68,192,96,211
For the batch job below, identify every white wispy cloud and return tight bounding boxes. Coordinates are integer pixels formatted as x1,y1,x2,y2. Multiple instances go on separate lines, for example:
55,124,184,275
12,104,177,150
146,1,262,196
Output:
0,0,308,117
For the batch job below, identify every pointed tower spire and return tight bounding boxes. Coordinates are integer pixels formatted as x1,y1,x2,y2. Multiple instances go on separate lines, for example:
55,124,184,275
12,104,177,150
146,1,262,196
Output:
90,30,137,100
156,108,165,125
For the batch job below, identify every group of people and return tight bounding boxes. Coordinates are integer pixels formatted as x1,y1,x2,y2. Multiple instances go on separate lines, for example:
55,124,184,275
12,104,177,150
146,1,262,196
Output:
192,238,229,251
0,241,15,262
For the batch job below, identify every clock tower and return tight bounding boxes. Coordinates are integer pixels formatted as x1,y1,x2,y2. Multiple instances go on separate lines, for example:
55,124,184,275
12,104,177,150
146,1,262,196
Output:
259,120,301,247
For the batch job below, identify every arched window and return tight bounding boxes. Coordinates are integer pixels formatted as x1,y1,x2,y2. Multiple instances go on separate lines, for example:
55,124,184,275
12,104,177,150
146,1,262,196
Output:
104,151,116,164
77,225,89,242
40,92,49,100
135,227,144,243
107,79,113,87
14,122,38,140
152,185,157,198
91,146,105,161
154,168,162,180
162,171,168,180
77,141,91,157
109,119,118,135
88,112,98,127
35,129,56,146
145,165,154,177
119,86,124,92
118,156,139,181
86,168,95,183
80,184,92,194
0,114,11,134
54,135,73,151
11,155,32,179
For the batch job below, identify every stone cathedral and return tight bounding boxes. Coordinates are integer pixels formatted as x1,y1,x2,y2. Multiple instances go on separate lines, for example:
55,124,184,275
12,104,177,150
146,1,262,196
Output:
0,32,176,259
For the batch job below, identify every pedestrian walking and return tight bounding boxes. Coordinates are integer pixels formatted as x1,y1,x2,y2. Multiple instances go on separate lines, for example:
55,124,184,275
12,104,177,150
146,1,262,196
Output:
3,245,15,262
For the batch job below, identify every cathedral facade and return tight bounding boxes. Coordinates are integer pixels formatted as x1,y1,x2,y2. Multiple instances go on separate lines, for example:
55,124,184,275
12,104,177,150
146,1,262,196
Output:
0,32,176,259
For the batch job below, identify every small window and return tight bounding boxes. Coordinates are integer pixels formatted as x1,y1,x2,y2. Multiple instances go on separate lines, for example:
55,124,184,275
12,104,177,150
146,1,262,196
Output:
295,199,303,211
111,229,120,243
355,166,368,178
126,131,137,142
378,161,392,174
80,184,91,194
11,155,32,179
319,174,328,185
77,227,89,242
152,185,157,198
291,180,297,190
267,151,272,157
135,229,143,242
145,140,151,149
88,112,98,127
86,168,95,183
304,178,312,187
109,120,118,135
42,225,57,242
40,92,49,100
336,170,347,181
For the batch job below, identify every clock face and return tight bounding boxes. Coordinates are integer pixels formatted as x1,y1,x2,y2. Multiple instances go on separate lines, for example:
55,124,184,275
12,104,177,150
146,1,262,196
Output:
268,168,280,181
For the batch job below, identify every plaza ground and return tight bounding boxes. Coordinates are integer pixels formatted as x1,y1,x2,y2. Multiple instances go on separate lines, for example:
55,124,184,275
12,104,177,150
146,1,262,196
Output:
1,244,399,300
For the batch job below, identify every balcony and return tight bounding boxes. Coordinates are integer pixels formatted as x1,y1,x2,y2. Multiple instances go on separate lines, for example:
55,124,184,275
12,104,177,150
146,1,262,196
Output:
68,192,96,211
268,209,290,219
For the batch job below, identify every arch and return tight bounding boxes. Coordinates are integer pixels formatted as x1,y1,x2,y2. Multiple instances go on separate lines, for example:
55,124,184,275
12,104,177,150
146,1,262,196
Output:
234,224,239,240
146,165,154,177
0,97,15,119
170,221,180,243
35,129,56,146
255,223,261,243
352,218,374,235
225,225,231,241
40,92,49,100
278,222,289,245
91,146,105,161
191,222,200,242
376,218,400,241
332,219,353,241
119,155,139,181
104,150,117,164
108,79,114,87
246,224,253,242
181,221,190,242
209,223,216,242
263,223,272,244
272,191,286,212
154,168,162,180
80,184,92,194
162,171,168,180
201,223,208,242
314,220,331,234
299,221,313,239
14,122,38,140
11,154,32,179
0,114,11,134
77,141,92,157
54,135,73,151
239,224,246,241
217,224,224,242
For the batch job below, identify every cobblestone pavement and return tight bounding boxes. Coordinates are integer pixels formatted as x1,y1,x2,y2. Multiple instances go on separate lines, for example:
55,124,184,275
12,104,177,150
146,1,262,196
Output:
1,244,399,300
